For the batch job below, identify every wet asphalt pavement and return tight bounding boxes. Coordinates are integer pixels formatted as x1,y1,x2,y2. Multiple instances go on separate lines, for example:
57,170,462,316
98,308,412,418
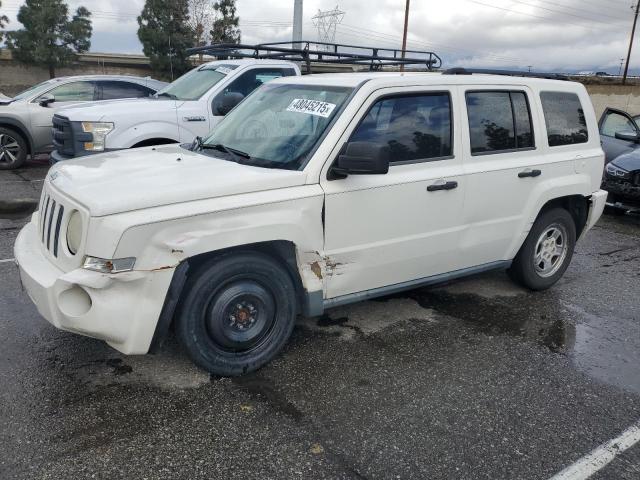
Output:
1,160,640,479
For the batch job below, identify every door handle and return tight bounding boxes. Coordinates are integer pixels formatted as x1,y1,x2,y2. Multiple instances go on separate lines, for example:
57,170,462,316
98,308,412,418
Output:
427,180,458,192
518,169,541,178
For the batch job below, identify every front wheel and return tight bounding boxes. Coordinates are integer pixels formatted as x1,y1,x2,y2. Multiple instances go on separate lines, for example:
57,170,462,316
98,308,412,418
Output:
0,128,28,170
508,208,576,290
176,252,297,376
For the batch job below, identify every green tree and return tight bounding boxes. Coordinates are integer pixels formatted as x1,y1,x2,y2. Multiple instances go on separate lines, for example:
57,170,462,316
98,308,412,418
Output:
138,0,195,80
210,0,240,44
0,1,9,43
5,0,92,78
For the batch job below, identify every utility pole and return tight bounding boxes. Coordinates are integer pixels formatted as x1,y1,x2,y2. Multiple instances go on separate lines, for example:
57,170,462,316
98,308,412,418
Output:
619,58,625,76
623,1,640,85
293,0,303,48
400,0,410,72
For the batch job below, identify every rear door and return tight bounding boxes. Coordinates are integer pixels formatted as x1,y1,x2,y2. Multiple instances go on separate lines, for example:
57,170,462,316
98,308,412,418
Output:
95,81,155,100
459,87,590,266
598,108,639,163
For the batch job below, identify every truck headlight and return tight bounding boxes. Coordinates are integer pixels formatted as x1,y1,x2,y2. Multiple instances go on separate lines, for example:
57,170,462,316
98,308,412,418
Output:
81,122,114,151
66,210,83,255
605,163,630,179
83,256,136,274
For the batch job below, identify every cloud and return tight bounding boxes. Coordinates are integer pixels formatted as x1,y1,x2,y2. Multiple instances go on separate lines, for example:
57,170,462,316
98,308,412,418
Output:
1,0,636,73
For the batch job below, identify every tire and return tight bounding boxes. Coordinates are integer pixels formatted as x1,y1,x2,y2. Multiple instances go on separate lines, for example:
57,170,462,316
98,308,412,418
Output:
175,252,297,376
0,127,28,170
508,207,576,291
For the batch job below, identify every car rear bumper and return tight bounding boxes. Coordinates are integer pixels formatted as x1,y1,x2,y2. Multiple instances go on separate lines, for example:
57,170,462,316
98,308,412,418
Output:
14,220,175,354
582,189,607,236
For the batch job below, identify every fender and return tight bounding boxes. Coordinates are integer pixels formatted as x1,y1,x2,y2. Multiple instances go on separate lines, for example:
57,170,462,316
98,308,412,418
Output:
0,116,35,153
505,172,593,259
96,186,327,297
108,120,181,149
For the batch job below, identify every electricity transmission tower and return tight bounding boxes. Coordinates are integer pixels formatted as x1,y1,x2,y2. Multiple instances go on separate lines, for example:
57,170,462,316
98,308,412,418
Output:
312,6,345,49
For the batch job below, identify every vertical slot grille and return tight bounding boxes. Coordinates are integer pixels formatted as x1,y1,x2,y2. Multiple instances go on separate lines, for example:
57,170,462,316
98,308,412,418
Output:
39,191,66,257
53,206,64,257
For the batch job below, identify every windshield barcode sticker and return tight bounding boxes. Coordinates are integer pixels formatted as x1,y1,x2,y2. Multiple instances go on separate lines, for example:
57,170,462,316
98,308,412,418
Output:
286,99,336,118
215,66,233,75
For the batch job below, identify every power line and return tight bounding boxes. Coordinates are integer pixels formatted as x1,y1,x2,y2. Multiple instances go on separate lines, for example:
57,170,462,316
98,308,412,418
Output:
464,0,620,31
504,0,628,26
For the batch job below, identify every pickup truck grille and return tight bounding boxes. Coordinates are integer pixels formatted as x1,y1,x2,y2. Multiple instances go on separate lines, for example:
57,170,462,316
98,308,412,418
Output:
52,115,75,156
39,187,66,258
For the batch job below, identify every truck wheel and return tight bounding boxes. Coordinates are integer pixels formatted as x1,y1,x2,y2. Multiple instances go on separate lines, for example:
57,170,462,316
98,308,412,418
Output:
0,128,28,170
176,252,297,376
508,208,576,291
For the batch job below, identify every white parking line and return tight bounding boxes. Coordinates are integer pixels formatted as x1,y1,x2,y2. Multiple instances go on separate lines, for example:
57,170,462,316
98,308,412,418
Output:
549,421,640,480
0,258,16,264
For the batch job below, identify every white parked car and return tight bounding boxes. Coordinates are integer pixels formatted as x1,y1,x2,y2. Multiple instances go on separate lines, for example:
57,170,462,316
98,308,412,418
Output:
15,71,606,375
50,60,300,162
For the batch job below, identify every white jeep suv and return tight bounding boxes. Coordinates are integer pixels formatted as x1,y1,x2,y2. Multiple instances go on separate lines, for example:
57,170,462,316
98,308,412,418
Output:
15,72,607,376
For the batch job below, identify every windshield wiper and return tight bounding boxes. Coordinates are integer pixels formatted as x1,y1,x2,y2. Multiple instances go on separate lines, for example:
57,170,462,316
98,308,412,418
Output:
201,143,251,161
156,92,178,100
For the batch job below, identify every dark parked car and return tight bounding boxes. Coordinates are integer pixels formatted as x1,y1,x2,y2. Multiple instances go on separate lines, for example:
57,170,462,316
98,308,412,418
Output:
599,107,640,212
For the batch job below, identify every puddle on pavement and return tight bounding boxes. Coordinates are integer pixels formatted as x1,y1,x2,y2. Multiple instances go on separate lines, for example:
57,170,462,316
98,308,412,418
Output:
382,288,572,353
375,276,640,395
0,199,38,220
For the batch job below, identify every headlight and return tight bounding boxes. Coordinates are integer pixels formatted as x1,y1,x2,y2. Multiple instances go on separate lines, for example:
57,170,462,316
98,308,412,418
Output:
81,122,114,151
605,163,630,179
66,210,83,255
83,256,136,274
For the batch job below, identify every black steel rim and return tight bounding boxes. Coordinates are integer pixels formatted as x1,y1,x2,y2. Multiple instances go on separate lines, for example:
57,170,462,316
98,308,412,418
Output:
205,279,277,352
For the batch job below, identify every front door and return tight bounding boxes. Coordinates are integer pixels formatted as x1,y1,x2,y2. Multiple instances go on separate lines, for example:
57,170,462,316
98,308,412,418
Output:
28,80,97,151
599,107,640,163
321,87,466,299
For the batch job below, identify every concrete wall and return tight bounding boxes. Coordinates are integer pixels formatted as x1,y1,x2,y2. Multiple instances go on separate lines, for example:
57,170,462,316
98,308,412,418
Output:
585,84,640,118
0,50,154,96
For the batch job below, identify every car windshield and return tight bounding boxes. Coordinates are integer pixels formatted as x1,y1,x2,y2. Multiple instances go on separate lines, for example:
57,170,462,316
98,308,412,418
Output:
200,83,353,170
155,64,238,101
11,79,60,101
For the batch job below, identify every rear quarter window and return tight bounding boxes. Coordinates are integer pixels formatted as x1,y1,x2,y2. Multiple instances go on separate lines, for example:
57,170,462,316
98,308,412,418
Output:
540,91,588,146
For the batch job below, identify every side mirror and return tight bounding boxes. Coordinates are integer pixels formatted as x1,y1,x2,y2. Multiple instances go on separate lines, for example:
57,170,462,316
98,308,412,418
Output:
615,130,640,142
37,94,55,107
213,92,244,116
333,141,390,177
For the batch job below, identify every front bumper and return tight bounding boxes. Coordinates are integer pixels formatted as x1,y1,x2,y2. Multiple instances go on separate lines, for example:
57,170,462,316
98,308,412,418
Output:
14,220,175,354
602,177,640,210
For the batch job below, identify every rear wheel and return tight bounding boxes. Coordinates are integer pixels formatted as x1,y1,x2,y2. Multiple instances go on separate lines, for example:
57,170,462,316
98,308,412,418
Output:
508,208,576,290
176,252,297,376
0,128,27,170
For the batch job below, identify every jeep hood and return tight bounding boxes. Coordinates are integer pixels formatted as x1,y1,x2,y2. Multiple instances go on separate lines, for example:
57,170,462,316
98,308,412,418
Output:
57,97,182,121
610,150,640,172
48,145,307,216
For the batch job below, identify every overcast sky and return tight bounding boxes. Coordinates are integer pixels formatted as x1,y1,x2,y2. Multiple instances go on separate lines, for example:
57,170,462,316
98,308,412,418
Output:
1,0,637,73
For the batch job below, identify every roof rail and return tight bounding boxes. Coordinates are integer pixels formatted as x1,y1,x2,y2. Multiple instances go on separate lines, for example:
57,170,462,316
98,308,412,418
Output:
187,41,442,71
442,67,568,80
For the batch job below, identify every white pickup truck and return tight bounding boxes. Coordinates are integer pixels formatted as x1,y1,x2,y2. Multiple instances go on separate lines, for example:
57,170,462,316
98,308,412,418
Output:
50,59,300,162
16,71,607,376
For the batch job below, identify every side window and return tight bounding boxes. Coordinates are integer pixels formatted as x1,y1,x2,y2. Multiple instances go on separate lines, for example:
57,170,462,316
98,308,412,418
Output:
98,81,153,100
48,81,96,102
465,90,534,154
540,91,588,146
600,111,637,137
223,69,288,98
349,92,452,163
